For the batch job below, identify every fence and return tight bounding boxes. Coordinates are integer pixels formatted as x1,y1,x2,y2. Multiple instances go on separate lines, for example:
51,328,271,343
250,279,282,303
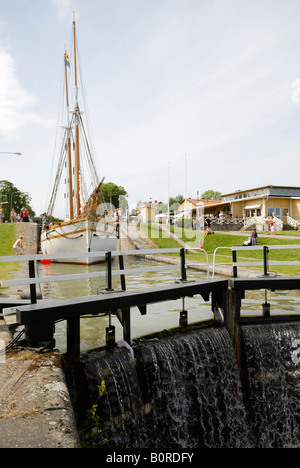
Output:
212,244,300,278
0,248,208,303
2,246,300,363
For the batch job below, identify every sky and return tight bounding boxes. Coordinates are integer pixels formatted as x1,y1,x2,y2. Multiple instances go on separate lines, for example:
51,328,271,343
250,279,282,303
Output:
1,0,300,217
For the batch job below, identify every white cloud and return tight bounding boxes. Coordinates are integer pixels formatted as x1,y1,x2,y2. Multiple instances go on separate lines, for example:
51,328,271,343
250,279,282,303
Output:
0,50,36,140
0,49,54,141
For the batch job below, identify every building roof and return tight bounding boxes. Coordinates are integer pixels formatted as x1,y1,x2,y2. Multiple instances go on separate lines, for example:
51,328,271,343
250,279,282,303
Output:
221,185,300,197
179,198,223,208
140,201,160,207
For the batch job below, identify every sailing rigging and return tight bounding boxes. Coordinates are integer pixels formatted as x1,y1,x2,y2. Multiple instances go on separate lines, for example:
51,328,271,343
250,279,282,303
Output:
41,16,118,264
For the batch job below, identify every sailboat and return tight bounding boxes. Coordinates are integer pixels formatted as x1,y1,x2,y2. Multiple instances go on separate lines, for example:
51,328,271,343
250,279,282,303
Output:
40,16,118,265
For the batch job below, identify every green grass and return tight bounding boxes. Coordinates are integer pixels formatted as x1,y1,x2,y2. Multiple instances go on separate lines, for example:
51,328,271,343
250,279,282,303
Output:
139,223,300,276
0,223,20,294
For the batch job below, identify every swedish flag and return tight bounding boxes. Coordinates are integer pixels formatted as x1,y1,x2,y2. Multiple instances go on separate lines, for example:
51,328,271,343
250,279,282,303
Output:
65,51,70,68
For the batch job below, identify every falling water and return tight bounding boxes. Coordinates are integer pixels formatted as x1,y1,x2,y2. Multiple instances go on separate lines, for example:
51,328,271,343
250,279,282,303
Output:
135,327,249,448
241,322,300,448
79,326,250,448
80,346,147,448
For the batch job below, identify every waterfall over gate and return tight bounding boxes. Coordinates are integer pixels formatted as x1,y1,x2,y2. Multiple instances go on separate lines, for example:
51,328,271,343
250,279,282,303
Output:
241,322,300,448
135,327,248,448
77,321,300,448
79,326,251,448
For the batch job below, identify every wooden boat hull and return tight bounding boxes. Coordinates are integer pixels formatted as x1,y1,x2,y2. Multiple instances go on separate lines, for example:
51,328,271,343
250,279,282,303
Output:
40,219,118,265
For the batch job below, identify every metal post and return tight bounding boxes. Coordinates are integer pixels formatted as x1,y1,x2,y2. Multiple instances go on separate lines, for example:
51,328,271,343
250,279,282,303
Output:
180,248,187,282
67,316,80,363
179,309,188,327
262,288,270,318
106,251,112,291
28,260,37,304
106,313,116,348
118,254,131,342
263,246,269,277
122,309,131,343
225,288,242,374
232,250,237,278
119,255,126,291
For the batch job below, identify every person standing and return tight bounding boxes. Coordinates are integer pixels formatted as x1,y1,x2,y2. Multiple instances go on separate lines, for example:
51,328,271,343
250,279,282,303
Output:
264,217,269,235
23,207,29,222
251,228,258,245
10,208,17,223
0,206,4,223
269,216,275,235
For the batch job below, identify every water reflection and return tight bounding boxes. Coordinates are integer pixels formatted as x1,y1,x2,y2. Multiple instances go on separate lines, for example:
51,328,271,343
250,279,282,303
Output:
39,256,213,353
38,257,300,353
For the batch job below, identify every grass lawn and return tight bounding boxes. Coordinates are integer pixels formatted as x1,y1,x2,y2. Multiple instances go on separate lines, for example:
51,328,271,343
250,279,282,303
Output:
0,223,20,294
139,223,300,276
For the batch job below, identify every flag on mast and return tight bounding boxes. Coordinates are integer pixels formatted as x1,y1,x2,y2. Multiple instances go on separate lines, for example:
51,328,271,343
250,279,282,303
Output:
65,51,70,68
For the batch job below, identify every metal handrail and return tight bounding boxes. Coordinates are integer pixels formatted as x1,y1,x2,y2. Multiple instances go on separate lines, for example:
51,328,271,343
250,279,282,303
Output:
212,244,300,277
185,247,210,279
0,246,212,288
212,247,233,278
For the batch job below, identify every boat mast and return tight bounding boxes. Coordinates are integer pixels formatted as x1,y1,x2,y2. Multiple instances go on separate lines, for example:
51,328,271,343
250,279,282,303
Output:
73,13,81,216
64,49,74,220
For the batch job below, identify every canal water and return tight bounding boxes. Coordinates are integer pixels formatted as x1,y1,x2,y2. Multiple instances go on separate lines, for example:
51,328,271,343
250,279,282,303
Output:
38,256,300,353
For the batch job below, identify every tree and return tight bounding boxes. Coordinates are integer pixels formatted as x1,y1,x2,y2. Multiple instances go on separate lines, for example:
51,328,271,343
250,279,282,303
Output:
100,182,127,210
0,180,35,220
201,190,222,200
169,194,184,209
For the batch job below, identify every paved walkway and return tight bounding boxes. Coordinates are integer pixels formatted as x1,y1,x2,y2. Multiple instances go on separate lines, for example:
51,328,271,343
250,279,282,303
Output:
0,223,80,448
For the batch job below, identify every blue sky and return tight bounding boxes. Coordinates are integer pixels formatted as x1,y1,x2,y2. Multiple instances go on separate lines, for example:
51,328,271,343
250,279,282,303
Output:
1,0,300,216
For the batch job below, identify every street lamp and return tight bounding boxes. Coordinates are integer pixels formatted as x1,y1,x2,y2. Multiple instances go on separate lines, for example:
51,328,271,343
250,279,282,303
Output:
0,152,22,155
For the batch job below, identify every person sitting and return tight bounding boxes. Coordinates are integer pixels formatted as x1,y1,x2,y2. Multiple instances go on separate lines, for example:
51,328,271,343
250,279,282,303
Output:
244,236,252,246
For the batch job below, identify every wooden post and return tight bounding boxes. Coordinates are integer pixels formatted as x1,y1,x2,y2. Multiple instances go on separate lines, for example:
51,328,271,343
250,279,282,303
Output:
73,17,81,216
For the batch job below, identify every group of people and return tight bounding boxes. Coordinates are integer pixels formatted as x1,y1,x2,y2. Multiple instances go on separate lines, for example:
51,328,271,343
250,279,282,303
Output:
244,217,276,246
265,216,276,235
244,229,258,246
9,207,29,223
